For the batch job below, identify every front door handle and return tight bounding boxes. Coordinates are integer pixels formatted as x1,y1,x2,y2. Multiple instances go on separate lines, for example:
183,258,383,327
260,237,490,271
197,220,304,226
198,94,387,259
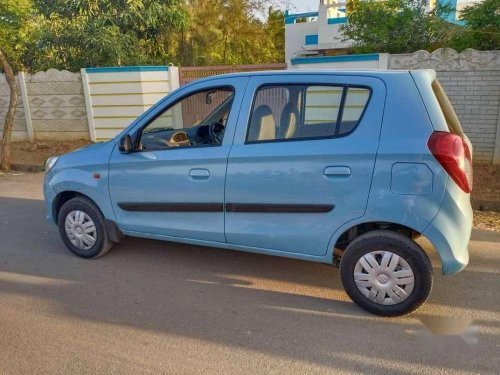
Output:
324,166,351,177
189,168,210,179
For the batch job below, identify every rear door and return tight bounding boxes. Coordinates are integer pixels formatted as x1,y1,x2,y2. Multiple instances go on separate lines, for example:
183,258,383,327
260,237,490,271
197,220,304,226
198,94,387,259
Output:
224,74,386,256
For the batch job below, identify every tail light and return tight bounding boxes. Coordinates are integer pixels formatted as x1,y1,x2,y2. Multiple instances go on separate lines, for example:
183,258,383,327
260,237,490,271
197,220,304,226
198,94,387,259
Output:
428,131,473,193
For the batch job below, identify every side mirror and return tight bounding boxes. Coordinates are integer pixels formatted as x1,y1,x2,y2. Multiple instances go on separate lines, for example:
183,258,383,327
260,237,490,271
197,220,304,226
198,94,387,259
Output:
118,134,133,153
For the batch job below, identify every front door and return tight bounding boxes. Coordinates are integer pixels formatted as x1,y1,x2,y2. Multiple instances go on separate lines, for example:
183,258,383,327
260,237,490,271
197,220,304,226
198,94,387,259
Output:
109,77,248,242
224,74,385,256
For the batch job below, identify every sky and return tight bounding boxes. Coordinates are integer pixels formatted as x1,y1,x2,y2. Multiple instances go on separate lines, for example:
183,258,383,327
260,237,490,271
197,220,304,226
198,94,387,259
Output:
286,0,319,12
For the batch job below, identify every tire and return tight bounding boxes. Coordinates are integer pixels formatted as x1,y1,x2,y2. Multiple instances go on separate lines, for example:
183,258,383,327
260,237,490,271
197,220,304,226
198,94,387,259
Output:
340,230,432,317
57,196,113,259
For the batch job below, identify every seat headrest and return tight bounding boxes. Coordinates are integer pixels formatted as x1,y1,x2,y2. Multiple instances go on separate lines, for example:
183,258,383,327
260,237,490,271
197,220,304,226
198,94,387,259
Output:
248,105,275,142
279,102,299,139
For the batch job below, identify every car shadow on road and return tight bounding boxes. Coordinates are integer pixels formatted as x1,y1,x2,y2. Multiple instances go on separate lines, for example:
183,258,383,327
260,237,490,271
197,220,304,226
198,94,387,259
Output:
1,196,499,374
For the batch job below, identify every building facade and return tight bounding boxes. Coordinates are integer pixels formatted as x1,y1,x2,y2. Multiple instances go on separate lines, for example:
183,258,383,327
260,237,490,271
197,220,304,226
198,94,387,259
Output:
284,0,482,65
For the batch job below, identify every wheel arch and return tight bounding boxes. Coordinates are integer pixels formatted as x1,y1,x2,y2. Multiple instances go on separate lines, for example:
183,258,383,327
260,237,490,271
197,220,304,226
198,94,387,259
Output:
52,191,96,225
52,190,123,243
329,219,442,271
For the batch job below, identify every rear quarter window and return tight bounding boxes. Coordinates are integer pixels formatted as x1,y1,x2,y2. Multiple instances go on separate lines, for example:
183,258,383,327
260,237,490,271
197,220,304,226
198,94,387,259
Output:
432,80,464,137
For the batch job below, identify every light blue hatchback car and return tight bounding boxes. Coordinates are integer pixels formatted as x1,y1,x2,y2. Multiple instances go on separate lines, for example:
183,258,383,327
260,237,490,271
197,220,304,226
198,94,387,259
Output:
44,70,473,316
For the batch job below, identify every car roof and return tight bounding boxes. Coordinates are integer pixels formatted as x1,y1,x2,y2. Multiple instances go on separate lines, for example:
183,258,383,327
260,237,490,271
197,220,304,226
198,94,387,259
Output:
191,69,435,84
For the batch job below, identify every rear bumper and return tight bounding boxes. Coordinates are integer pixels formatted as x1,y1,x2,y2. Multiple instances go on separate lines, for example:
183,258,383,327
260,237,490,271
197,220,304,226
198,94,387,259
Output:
423,181,472,275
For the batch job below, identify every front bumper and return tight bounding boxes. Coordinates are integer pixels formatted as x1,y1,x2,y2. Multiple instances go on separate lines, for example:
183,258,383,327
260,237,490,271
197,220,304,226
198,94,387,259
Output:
43,172,57,223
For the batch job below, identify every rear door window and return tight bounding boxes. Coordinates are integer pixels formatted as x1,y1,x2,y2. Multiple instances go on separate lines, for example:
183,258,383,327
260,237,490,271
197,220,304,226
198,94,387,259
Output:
246,84,371,143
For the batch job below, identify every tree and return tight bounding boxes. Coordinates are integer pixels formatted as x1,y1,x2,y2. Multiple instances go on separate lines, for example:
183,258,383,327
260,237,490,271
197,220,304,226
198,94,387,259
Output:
25,0,187,71
173,1,284,66
340,0,453,54
18,0,284,71
0,0,32,171
447,0,500,51
264,7,285,62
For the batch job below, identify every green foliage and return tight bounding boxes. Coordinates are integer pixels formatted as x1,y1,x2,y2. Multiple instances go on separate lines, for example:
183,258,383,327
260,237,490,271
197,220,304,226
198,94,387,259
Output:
173,1,284,66
23,0,188,71
5,0,284,71
0,0,33,71
265,7,286,62
340,0,452,54
447,0,500,51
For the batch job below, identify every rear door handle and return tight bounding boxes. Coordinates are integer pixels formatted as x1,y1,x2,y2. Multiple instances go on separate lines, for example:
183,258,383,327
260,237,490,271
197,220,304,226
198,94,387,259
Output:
189,168,210,179
324,166,351,176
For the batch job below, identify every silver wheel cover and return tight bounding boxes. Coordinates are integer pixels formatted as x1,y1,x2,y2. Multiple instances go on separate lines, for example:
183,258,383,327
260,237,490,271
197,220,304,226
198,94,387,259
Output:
354,250,415,305
64,210,97,250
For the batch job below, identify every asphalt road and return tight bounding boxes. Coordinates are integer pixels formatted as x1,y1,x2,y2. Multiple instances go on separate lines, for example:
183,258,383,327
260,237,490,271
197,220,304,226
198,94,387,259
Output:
0,173,499,374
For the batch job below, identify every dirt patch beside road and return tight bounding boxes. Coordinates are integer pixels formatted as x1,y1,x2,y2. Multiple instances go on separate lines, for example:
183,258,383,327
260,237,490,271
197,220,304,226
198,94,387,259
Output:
473,210,500,232
473,163,499,202
4,140,90,167
472,163,500,212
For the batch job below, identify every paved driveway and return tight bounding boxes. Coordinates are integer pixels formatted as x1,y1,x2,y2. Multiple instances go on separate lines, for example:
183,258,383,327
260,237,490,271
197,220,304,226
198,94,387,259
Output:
0,173,499,374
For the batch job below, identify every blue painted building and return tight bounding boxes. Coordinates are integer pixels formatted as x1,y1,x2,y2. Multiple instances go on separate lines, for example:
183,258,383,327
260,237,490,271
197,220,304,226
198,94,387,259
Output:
285,0,475,66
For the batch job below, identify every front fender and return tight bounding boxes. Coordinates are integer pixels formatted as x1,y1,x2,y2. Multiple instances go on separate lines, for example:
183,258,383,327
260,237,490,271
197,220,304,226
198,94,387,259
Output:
47,140,115,222
50,166,115,222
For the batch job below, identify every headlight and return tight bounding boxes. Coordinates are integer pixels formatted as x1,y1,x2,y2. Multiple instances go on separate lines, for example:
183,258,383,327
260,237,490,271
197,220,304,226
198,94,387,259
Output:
45,156,59,172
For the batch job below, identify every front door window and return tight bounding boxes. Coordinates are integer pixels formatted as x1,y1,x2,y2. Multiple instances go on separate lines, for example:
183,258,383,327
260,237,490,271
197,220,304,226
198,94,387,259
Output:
139,87,234,150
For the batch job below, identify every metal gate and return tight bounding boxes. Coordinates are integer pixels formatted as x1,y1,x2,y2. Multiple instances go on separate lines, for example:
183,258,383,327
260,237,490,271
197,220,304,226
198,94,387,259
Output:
179,63,286,86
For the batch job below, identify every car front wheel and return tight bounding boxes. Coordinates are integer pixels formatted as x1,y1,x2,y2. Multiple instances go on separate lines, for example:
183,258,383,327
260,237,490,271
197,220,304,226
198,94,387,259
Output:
340,230,433,316
57,197,113,258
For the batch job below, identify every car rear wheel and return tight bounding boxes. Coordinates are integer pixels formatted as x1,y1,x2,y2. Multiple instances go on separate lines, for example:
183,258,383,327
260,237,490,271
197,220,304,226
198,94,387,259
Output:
57,197,113,258
340,230,432,316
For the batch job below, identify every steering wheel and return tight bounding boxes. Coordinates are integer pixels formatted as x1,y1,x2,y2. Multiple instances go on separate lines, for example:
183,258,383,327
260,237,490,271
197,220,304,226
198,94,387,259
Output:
208,122,225,145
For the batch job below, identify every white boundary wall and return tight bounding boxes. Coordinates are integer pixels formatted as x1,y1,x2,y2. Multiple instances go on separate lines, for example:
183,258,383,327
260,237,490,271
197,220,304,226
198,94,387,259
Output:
82,66,178,141
0,66,179,143
389,49,500,164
